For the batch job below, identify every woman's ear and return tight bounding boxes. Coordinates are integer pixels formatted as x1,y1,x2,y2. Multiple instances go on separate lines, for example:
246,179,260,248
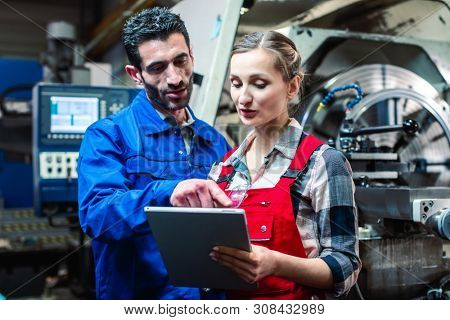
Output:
287,74,301,100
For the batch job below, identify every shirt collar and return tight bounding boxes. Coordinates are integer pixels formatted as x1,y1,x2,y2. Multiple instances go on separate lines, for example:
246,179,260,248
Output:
224,118,304,165
132,89,214,142
271,118,303,159
154,105,195,128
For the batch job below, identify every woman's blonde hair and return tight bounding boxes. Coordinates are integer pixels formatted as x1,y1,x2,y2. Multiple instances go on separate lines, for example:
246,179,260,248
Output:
232,31,303,83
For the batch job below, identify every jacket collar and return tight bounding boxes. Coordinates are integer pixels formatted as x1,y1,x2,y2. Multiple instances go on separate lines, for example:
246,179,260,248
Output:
132,89,215,143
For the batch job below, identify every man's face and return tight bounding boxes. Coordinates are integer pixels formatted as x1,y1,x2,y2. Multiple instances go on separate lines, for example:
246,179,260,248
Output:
136,33,194,113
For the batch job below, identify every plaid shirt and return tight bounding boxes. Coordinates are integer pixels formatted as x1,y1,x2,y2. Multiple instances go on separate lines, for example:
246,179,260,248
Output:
209,119,361,298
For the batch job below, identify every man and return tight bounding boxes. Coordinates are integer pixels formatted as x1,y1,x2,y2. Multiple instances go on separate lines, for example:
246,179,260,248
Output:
78,7,231,299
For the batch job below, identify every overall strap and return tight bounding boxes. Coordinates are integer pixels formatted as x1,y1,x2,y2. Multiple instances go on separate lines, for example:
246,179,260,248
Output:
282,134,324,221
283,134,324,179
223,147,238,162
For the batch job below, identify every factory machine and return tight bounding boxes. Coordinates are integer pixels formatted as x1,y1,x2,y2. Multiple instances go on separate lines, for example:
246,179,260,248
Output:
289,27,450,299
1,81,138,297
32,83,138,217
0,58,41,209
0,15,142,297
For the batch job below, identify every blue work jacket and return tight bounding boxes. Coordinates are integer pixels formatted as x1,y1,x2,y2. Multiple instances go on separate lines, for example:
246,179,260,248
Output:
78,90,230,299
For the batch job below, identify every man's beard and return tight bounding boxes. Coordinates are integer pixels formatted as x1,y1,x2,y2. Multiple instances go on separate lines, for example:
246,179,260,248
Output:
142,75,193,113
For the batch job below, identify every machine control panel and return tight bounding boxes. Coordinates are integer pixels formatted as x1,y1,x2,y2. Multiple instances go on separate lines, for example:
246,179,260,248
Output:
32,83,139,216
39,151,79,179
34,85,136,146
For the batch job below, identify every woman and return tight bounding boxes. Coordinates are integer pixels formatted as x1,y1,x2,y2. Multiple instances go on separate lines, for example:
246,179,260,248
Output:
207,31,361,299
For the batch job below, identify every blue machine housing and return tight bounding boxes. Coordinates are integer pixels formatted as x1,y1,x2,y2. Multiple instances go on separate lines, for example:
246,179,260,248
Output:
32,83,138,216
0,58,42,208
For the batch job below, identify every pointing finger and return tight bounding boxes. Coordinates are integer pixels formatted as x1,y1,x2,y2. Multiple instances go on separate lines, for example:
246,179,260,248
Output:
208,182,232,207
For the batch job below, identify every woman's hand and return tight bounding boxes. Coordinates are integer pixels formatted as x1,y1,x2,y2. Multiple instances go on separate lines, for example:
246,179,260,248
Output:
210,245,278,283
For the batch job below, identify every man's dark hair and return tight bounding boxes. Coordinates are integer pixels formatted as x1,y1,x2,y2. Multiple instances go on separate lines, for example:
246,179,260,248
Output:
122,7,190,69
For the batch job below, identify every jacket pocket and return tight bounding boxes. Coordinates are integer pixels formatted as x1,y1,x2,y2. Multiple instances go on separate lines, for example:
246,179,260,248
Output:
125,156,170,178
247,214,274,242
125,156,171,190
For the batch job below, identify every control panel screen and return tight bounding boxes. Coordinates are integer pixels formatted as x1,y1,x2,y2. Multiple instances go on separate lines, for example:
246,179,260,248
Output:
50,96,99,133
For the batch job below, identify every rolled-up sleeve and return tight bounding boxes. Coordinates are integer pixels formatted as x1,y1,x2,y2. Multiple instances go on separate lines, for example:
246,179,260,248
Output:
309,148,361,297
77,121,180,243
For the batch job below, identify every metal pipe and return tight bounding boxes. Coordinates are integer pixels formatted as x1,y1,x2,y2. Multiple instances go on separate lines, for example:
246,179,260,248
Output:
84,0,149,54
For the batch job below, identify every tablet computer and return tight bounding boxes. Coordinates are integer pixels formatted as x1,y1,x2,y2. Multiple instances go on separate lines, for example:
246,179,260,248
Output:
145,207,257,290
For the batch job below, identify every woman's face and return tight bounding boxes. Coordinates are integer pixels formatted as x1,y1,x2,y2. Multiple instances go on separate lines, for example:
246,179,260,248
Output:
229,48,292,128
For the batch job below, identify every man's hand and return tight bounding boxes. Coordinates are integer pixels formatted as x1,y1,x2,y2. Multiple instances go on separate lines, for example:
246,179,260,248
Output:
170,179,232,208
210,245,278,283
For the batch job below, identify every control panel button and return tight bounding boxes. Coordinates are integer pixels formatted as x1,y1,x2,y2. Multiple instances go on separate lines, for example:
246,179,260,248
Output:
109,103,120,114
40,151,80,180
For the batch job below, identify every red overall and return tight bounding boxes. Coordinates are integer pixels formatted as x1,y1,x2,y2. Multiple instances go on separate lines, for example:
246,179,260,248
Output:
217,135,324,300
